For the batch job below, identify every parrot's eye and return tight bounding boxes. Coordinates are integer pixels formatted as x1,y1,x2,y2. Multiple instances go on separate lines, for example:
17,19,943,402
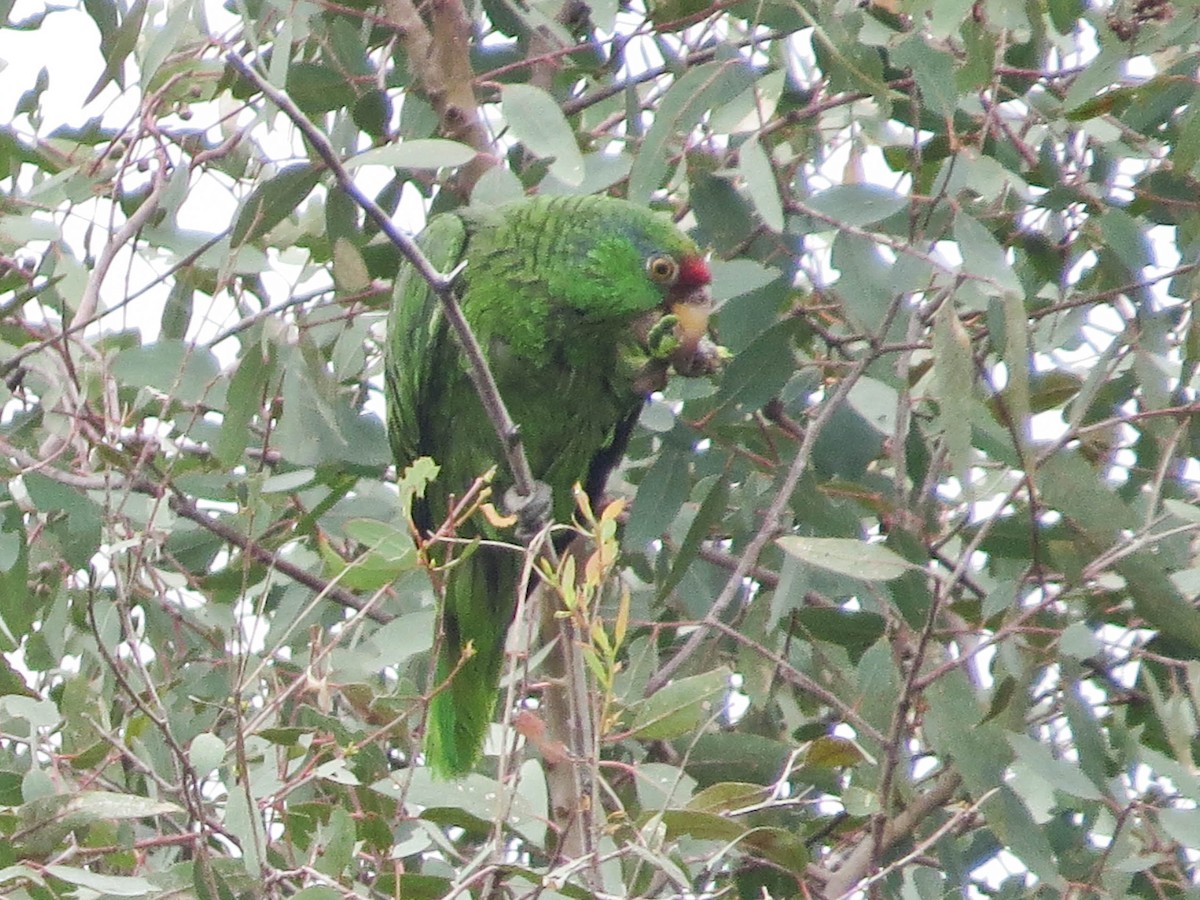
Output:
646,255,679,284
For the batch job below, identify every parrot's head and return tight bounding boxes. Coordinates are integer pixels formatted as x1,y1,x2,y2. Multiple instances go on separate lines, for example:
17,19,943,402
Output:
642,248,713,375
482,196,719,373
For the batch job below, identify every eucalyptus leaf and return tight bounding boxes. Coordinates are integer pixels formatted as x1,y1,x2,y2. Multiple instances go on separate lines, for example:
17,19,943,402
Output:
501,84,585,186
346,140,477,170
777,536,910,581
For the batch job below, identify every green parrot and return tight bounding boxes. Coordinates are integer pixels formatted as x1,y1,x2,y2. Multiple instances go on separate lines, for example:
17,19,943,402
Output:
385,194,713,778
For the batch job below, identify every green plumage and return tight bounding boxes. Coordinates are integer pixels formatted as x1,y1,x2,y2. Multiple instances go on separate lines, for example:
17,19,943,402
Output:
385,194,709,777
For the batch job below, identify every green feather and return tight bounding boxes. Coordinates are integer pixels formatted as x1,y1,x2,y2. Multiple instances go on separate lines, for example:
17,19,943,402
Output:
385,194,705,777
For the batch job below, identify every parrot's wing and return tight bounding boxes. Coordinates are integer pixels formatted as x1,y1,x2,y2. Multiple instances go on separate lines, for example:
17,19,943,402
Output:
385,212,467,480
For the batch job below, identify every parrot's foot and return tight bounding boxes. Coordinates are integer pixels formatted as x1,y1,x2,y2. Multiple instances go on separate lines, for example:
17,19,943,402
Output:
644,312,729,377
504,481,553,541
647,314,682,360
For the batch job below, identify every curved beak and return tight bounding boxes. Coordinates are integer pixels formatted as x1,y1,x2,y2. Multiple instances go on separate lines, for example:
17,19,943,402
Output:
670,285,712,351
669,285,713,374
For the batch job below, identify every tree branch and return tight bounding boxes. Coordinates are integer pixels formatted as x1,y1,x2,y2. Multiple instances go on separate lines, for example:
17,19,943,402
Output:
226,53,539,505
823,770,964,897
380,0,495,194
166,491,393,624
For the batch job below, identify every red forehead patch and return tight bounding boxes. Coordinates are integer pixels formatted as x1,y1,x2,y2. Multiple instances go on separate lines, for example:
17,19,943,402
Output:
678,254,711,287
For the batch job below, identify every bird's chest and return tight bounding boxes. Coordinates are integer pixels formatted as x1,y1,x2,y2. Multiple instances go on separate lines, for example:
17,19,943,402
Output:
493,340,624,430
486,340,632,479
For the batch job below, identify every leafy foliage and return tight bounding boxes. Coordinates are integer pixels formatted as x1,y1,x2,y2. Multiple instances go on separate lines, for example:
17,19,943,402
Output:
1,0,1200,896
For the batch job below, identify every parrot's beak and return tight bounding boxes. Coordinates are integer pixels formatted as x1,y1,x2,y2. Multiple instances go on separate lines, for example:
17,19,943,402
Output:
669,286,713,375
670,287,712,351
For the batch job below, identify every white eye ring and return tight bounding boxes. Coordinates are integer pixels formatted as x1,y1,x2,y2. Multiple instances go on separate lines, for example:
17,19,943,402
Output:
646,255,679,284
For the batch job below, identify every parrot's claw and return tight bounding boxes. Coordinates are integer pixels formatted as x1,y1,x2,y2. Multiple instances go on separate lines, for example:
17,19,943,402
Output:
646,313,682,360
504,481,553,541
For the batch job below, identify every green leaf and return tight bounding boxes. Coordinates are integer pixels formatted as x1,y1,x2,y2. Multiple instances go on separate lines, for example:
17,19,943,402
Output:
292,889,341,900
501,84,585,186
932,301,975,476
1036,453,1200,652
1008,733,1103,800
1100,206,1154,278
2,695,59,729
321,519,418,591
285,62,356,114
738,137,783,231
709,69,786,133
273,348,391,467
21,473,102,570
953,212,1022,296
20,792,181,857
0,531,21,573
223,780,268,874
922,669,1009,797
83,0,118,51
215,345,270,466
659,808,746,842
776,536,910,581
891,35,958,118
140,1,194,85
1158,808,1200,847
371,771,544,843
789,607,887,657
709,258,781,304
84,0,148,103
314,806,356,876
683,733,795,787
231,164,322,248
624,444,691,548
994,293,1031,446
829,232,902,339
630,667,731,740
686,781,769,813
980,787,1063,885
330,610,435,679
332,237,371,293
713,321,796,410
188,733,226,775
353,90,392,140
44,866,156,897
260,469,315,493
628,60,757,201
845,376,901,436
1168,91,1200,173
805,184,907,228
159,271,194,341
1048,0,1083,33
346,139,477,170
111,339,221,406
805,735,867,768
342,518,405,548
658,476,729,602
739,827,810,873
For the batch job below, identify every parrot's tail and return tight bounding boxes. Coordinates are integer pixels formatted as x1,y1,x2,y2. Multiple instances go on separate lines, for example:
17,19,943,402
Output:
424,547,518,778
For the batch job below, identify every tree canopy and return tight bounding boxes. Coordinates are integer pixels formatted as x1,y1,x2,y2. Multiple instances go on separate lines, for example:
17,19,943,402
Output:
2,0,1200,896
